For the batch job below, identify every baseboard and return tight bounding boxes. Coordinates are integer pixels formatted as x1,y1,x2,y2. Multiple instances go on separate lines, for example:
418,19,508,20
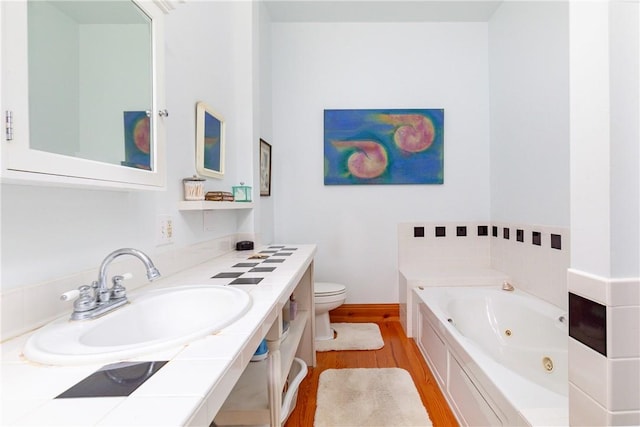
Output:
329,304,400,323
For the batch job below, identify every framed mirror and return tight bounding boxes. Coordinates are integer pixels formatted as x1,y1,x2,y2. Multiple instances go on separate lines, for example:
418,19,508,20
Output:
196,101,225,179
1,0,166,189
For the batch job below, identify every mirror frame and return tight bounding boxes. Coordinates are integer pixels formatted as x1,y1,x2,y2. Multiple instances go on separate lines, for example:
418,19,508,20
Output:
195,101,225,179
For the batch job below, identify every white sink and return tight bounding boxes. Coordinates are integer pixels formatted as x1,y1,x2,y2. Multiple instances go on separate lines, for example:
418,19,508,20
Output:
24,285,252,366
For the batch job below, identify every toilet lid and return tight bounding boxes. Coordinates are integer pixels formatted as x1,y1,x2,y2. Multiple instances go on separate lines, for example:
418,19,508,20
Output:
315,282,346,296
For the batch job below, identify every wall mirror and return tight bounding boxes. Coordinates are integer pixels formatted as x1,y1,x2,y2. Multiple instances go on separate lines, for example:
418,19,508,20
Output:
1,0,166,188
196,101,225,179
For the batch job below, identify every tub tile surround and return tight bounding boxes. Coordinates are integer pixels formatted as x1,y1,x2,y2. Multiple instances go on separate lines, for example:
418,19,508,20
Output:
1,235,244,342
490,222,570,311
0,244,316,426
568,269,640,425
398,221,570,337
398,221,506,337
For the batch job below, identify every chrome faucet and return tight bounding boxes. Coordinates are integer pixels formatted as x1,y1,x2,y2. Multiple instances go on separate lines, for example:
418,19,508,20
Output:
62,248,161,321
96,248,161,300
502,281,515,291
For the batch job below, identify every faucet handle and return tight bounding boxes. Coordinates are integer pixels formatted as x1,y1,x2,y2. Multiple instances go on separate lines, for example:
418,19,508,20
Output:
62,285,97,312
60,289,80,302
112,272,133,284
111,273,132,299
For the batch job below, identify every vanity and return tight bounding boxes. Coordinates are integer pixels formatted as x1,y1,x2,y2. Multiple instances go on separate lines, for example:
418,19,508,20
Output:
0,245,316,426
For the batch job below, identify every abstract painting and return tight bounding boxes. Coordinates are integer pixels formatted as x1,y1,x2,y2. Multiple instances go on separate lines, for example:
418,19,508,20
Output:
122,111,151,170
196,101,225,179
324,109,444,185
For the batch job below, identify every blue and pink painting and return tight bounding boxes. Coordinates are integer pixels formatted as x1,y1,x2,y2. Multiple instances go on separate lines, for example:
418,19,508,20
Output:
122,111,151,170
324,109,444,185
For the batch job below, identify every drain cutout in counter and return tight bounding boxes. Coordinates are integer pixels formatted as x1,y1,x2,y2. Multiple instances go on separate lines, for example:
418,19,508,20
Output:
56,361,168,398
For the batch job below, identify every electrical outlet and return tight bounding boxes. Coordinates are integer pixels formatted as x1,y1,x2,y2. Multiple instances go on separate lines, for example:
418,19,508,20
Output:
156,215,174,245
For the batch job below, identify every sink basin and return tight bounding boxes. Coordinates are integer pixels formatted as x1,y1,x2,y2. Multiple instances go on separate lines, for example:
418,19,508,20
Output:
24,285,252,365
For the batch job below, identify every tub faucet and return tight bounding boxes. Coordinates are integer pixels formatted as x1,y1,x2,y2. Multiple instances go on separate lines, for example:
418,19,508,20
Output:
502,281,515,291
63,248,161,321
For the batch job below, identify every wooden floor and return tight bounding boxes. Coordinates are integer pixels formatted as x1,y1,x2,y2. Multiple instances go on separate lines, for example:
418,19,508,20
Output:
284,304,459,427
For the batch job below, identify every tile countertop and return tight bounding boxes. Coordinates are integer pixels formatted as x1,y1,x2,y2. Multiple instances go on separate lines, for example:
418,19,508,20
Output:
0,244,316,426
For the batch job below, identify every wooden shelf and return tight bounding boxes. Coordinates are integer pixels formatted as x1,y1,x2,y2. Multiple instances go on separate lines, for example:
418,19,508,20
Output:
177,200,254,211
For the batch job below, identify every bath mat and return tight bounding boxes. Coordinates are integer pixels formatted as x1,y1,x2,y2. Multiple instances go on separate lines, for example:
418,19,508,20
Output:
314,368,432,426
315,322,384,351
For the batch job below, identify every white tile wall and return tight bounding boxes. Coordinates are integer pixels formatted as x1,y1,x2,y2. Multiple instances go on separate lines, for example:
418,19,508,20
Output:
569,383,609,426
398,222,492,272
0,235,245,342
398,221,569,310
490,223,570,310
567,269,640,423
568,337,608,407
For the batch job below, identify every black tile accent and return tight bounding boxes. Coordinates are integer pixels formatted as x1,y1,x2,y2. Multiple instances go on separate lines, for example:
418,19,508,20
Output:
551,234,562,250
492,226,498,237
413,226,425,238
282,248,298,251
57,361,168,398
230,277,263,285
263,258,285,263
435,226,446,237
269,246,285,249
477,225,488,236
274,252,293,256
250,267,276,273
503,227,510,239
212,272,243,279
260,250,278,254
569,292,607,356
516,229,524,242
532,231,542,246
233,262,259,268
456,226,467,237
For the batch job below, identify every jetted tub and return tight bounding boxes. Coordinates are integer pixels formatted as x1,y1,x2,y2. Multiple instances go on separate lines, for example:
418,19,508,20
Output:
413,286,568,426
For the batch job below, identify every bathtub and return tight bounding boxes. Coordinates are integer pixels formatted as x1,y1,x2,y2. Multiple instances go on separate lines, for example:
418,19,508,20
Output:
413,286,568,426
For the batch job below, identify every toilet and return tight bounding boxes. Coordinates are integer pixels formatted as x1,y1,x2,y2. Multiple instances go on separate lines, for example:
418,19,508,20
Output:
314,282,347,341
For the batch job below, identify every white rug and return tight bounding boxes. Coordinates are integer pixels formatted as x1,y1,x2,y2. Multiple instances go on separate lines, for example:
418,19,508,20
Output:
314,368,433,426
315,323,384,352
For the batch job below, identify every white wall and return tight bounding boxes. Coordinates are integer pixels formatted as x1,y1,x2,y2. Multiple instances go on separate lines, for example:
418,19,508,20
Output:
257,1,275,246
271,22,491,303
1,1,257,291
609,1,640,278
489,1,570,227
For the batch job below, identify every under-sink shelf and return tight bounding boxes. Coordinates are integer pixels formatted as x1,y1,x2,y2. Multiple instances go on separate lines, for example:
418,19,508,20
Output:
214,310,310,425
278,310,309,385
177,200,254,211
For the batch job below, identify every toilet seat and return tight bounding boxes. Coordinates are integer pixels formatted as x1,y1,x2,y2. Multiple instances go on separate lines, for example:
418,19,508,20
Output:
315,282,346,297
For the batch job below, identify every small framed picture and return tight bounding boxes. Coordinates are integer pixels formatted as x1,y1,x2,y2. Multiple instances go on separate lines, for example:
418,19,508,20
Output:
260,139,272,196
195,101,225,179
